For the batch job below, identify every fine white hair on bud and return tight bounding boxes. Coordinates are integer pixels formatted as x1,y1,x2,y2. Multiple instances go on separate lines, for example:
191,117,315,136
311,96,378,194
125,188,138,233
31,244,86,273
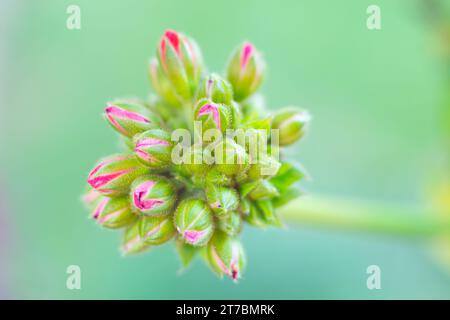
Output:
83,29,309,280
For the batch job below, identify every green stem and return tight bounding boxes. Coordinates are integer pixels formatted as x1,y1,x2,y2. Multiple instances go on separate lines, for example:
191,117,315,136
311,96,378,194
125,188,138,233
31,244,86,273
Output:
279,195,450,238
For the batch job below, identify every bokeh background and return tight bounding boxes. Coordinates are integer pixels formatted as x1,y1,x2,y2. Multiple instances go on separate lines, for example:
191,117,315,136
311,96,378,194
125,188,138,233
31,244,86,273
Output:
1,0,449,299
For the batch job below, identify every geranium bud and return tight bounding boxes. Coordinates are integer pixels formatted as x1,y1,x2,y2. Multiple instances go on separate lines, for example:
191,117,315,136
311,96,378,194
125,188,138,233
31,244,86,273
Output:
134,129,173,168
130,175,176,216
139,215,175,245
271,107,311,146
207,231,246,281
215,138,249,176
174,198,214,246
82,185,102,209
247,155,281,180
227,42,265,102
206,167,232,186
206,185,239,217
230,101,243,129
104,102,160,138
196,73,233,105
87,154,148,197
194,98,231,133
157,30,203,101
149,58,183,107
122,220,150,255
217,211,242,236
175,145,211,176
248,179,280,200
91,196,136,228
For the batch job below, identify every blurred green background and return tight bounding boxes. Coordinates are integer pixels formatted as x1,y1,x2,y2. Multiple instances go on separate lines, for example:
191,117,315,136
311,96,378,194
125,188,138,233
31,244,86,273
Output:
1,0,449,299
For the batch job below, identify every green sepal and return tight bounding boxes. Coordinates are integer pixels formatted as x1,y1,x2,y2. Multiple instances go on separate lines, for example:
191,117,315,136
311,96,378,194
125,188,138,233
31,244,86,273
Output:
176,240,200,270
270,162,305,193
248,179,280,200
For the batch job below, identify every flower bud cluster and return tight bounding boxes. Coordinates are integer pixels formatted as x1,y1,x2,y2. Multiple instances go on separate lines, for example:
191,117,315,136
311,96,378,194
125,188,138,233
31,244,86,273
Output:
83,30,310,281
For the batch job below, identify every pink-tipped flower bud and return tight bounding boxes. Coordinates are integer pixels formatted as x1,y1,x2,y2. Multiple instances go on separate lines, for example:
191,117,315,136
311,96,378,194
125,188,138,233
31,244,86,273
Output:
104,102,160,138
227,42,265,102
134,129,173,168
87,154,148,197
139,215,175,245
130,175,176,216
207,231,246,281
194,98,231,133
156,30,204,101
196,73,233,105
82,185,102,209
271,107,311,146
91,196,137,228
122,220,150,255
174,198,214,246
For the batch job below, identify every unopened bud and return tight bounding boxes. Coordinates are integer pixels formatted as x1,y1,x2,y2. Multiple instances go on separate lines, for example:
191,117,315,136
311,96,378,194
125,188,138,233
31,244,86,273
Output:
87,154,148,197
194,98,231,133
139,215,175,245
196,73,233,105
157,30,203,101
215,138,249,176
271,107,310,146
247,155,281,180
130,175,176,216
217,211,242,236
248,180,279,200
122,220,150,255
206,185,239,217
174,199,214,246
91,196,137,228
227,42,265,101
207,231,246,281
104,102,160,138
134,129,173,168
82,185,102,209
149,58,183,107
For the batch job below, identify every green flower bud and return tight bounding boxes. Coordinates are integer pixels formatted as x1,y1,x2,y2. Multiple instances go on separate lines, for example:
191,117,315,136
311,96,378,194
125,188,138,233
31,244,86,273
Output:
177,145,211,176
157,30,204,101
271,107,311,146
122,220,150,255
241,93,266,121
139,215,175,245
207,231,246,281
130,175,176,216
217,211,242,236
196,73,233,105
206,167,233,186
194,98,231,133
215,138,249,176
104,102,160,138
227,42,265,102
149,58,183,107
247,155,281,180
244,200,281,227
206,185,239,217
134,129,173,168
230,101,243,129
248,179,280,200
91,196,137,228
174,199,214,246
87,154,148,197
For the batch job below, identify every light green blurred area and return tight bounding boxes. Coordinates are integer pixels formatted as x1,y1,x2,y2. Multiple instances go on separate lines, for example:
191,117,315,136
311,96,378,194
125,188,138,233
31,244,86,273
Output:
1,0,449,298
